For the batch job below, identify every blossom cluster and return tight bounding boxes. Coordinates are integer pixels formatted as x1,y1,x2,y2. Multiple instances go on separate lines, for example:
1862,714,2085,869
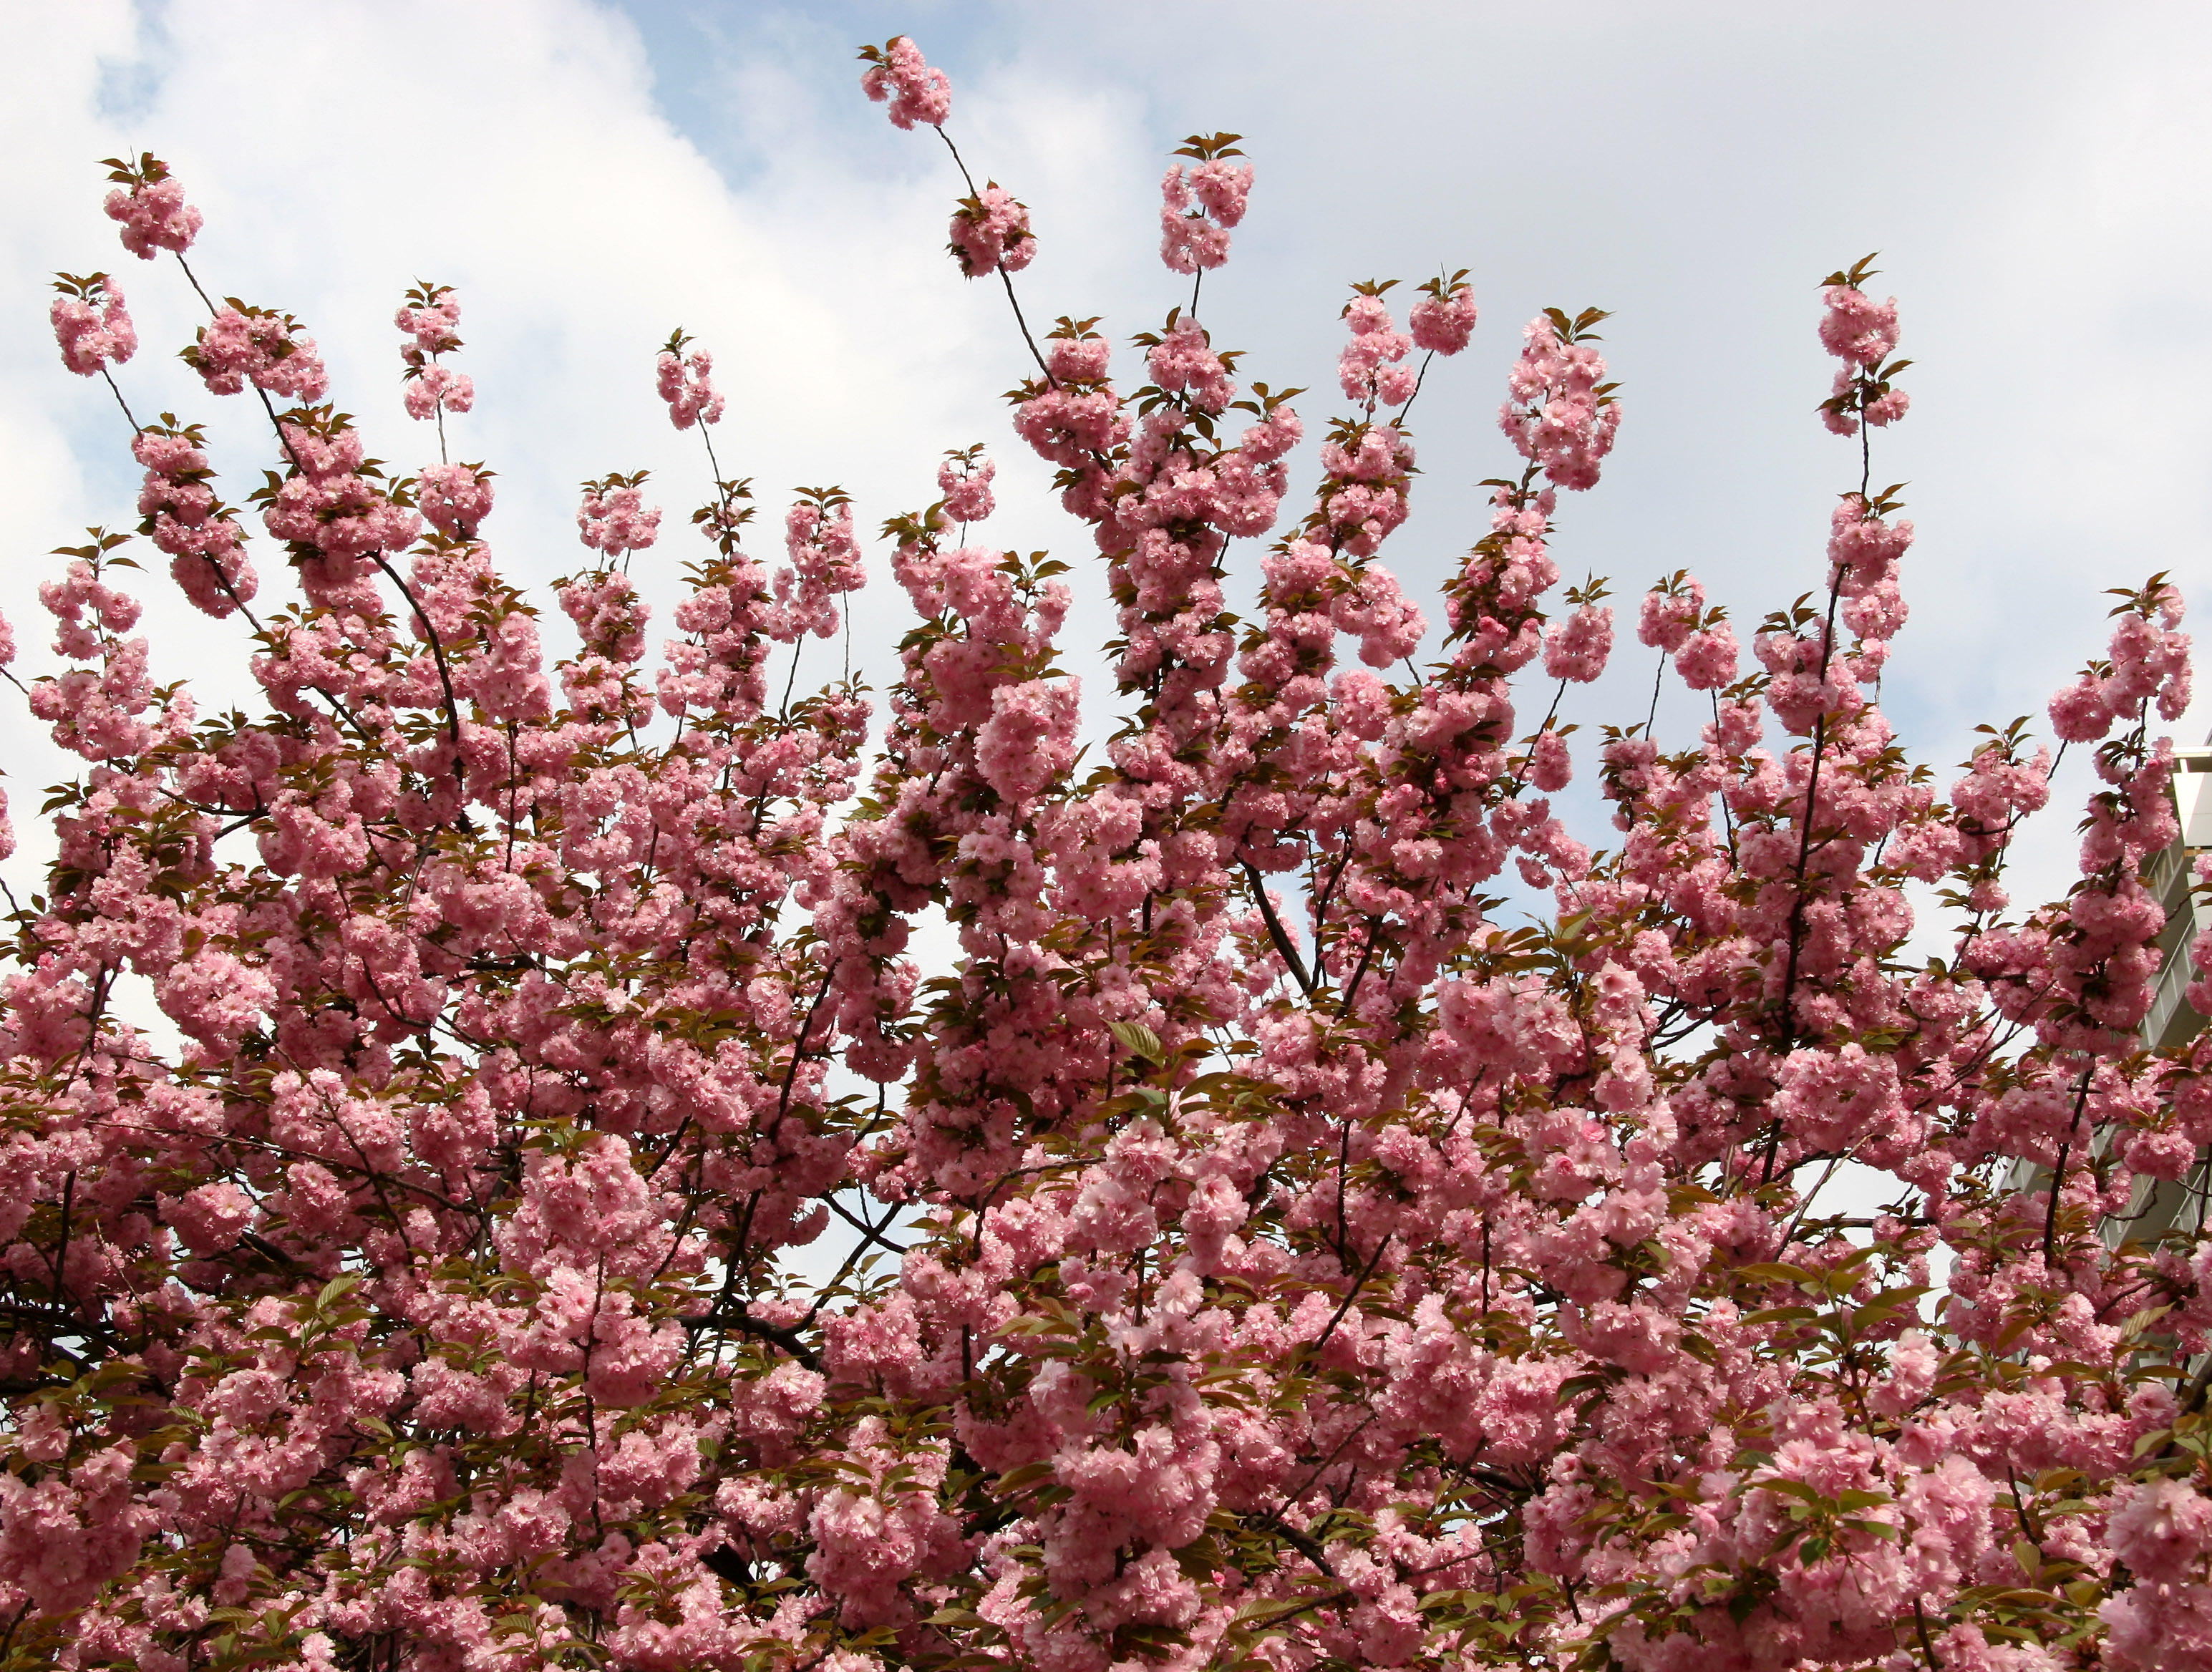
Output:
1338,286,1417,408
100,151,201,259
132,422,258,617
1500,308,1621,490
577,472,663,558
1817,256,1912,436
184,302,329,403
1637,571,1740,691
859,34,951,130
49,273,136,377
656,329,724,431
1158,135,1253,275
948,183,1037,278
397,283,475,424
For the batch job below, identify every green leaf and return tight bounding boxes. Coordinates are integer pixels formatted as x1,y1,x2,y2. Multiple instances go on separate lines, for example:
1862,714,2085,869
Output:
1107,1019,1163,1062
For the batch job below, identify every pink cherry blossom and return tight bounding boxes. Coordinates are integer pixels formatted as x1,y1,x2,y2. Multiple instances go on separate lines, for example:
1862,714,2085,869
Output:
1817,265,1911,436
936,449,996,523
577,477,661,557
395,284,473,427
1543,601,1614,681
1408,275,1478,355
1500,311,1621,490
416,461,494,538
100,153,201,259
1338,291,1415,407
948,183,1037,277
185,303,329,402
132,422,260,618
1158,151,1252,275
50,276,137,376
1820,282,1901,367
656,339,724,431
1673,621,1740,689
860,35,951,130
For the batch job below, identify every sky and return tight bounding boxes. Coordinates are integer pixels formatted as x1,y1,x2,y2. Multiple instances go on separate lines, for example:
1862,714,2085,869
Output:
2,1,2209,1174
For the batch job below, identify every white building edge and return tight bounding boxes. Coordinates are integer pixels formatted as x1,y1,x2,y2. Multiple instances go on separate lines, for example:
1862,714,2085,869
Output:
2117,744,2212,1249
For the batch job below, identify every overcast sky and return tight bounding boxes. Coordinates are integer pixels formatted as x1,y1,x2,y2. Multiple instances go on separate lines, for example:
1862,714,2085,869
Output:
5,0,2210,928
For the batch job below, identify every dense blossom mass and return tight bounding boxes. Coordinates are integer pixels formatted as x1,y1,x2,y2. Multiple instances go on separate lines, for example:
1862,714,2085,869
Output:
4,41,2210,1672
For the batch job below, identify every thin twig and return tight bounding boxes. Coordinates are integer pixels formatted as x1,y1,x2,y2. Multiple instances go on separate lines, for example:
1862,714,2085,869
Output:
1243,861,1315,997
935,125,1056,387
2043,1066,2095,1267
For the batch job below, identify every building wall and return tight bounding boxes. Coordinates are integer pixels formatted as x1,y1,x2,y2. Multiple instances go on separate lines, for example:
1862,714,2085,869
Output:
2115,748,2212,1250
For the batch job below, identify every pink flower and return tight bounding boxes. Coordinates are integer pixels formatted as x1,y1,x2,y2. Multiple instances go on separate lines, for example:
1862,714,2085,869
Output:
937,452,996,523
1332,562,1426,666
1339,292,1414,407
1147,314,1237,413
1827,499,1912,596
1864,386,1910,426
1842,575,1908,641
1820,369,1863,437
1868,1328,1940,1417
402,364,474,420
949,183,1036,278
1636,577,1704,653
1500,314,1621,490
132,426,260,619
261,418,421,561
417,462,494,538
1529,726,1573,790
1543,602,1614,682
2095,593,2194,721
0,1444,157,1615
1819,283,1900,368
1159,200,1230,273
102,155,202,259
1189,157,1253,227
1674,623,1739,690
162,1179,253,1255
860,35,951,130
1436,973,1581,1079
1817,276,1908,435
577,480,661,556
975,677,1080,803
50,277,137,376
656,341,725,430
1409,278,1479,355
2048,676,2111,743
1771,1041,1906,1153
1158,155,1252,274
2107,1478,2212,1585
1046,335,1111,382
394,294,462,351
770,494,868,641
185,305,329,403
397,286,473,421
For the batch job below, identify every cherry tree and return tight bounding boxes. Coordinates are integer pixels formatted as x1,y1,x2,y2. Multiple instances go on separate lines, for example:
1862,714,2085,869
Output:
2,31,2208,1672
